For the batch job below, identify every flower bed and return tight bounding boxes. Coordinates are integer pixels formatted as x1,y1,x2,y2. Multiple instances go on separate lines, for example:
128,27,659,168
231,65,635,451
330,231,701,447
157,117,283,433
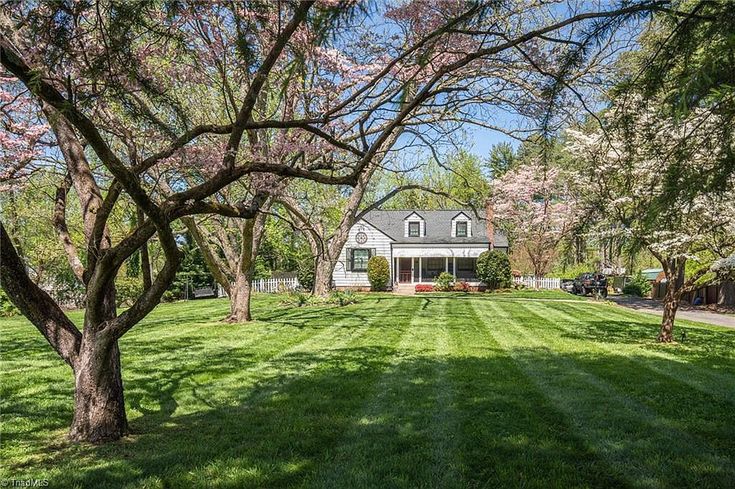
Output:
453,281,470,292
415,284,434,293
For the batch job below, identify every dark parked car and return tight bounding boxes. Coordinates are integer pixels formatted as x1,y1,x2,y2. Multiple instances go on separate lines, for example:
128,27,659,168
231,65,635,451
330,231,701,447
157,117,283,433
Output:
573,273,608,297
560,279,575,293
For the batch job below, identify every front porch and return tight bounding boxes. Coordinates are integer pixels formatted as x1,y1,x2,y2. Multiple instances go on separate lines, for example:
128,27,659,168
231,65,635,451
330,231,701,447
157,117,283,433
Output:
394,256,478,284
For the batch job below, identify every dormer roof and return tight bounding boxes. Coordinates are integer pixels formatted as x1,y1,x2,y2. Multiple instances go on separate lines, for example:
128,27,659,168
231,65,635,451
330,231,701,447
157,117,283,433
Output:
360,209,508,246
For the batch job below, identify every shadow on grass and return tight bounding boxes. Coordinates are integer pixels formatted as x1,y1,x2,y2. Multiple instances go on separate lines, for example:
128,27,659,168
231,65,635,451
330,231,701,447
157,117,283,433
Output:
558,317,735,367
4,297,735,488
6,345,735,488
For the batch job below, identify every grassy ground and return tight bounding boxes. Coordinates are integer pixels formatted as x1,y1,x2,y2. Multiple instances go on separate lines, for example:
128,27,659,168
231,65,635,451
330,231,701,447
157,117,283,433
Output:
2,291,735,488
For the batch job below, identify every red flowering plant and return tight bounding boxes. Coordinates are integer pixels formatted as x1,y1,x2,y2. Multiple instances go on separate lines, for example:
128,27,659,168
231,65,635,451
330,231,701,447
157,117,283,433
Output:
453,281,471,292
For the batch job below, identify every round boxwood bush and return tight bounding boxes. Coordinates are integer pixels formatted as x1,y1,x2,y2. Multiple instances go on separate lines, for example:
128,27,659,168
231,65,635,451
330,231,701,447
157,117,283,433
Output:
367,255,390,291
476,250,512,290
434,272,456,291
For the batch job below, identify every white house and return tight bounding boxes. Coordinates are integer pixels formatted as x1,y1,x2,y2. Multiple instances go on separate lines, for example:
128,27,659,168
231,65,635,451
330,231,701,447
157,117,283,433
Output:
332,208,509,289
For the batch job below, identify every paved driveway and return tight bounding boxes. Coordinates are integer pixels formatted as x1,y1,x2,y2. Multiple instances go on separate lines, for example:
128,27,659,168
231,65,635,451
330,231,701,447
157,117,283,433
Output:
609,296,735,329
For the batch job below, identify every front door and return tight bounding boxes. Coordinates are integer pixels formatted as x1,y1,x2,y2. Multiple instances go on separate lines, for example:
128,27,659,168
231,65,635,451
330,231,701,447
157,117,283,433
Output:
398,257,412,283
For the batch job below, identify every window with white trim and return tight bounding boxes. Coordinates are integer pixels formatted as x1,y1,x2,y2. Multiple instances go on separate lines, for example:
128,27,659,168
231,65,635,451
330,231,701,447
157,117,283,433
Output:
408,221,420,237
456,221,468,237
351,249,370,272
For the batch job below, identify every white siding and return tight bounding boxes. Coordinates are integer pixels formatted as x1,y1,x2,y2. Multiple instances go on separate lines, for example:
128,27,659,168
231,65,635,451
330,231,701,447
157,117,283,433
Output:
333,220,393,288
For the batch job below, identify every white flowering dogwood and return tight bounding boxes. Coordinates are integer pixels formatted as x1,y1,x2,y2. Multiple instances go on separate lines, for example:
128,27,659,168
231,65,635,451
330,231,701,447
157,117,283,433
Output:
567,98,735,341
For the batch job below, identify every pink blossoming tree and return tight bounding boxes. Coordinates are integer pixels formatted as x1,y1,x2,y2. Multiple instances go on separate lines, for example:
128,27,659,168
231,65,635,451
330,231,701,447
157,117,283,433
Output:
491,159,579,277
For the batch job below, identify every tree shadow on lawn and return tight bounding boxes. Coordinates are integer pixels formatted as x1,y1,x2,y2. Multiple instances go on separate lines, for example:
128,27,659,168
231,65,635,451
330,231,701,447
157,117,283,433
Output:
8,346,735,489
559,317,735,371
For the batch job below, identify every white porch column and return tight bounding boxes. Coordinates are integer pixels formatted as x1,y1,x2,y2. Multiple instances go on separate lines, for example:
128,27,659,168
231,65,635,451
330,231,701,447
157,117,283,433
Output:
418,257,422,283
445,257,448,273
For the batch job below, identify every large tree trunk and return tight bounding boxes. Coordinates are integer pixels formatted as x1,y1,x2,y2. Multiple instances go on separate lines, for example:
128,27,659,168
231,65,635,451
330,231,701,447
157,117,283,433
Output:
226,211,268,323
657,279,679,343
69,335,127,443
3,223,127,443
228,269,254,322
312,221,352,296
657,259,685,343
227,219,255,323
313,257,335,296
718,281,735,306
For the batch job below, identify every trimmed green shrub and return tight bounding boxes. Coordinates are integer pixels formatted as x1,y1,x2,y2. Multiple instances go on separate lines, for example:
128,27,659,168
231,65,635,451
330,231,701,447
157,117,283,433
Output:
367,255,390,291
434,272,456,291
623,271,652,297
297,259,315,292
476,250,512,290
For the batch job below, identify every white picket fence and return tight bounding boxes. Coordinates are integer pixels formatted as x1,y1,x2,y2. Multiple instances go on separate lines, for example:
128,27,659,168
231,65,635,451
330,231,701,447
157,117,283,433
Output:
252,277,300,293
513,276,561,290
217,277,300,297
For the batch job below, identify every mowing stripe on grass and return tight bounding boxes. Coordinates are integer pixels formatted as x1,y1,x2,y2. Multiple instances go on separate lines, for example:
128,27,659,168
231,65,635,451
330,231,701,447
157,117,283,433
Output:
309,296,463,489
210,298,412,406
473,299,735,489
540,301,735,407
426,298,462,488
514,302,735,460
188,298,424,487
124,305,359,418
443,298,628,489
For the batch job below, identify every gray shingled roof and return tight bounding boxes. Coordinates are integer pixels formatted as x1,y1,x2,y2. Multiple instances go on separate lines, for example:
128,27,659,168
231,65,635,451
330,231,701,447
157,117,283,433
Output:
361,209,509,246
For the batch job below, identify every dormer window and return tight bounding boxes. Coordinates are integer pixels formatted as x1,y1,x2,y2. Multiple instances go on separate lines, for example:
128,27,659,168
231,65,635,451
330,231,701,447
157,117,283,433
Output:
451,212,472,238
403,212,425,237
408,221,420,237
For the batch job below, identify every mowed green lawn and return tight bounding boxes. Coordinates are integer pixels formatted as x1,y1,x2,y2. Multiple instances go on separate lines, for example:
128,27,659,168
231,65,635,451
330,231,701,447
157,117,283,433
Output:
2,292,735,488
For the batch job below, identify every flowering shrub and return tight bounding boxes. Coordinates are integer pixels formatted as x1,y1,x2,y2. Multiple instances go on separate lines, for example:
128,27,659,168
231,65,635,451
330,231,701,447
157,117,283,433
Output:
491,159,579,277
415,284,434,293
712,254,735,280
453,281,470,292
